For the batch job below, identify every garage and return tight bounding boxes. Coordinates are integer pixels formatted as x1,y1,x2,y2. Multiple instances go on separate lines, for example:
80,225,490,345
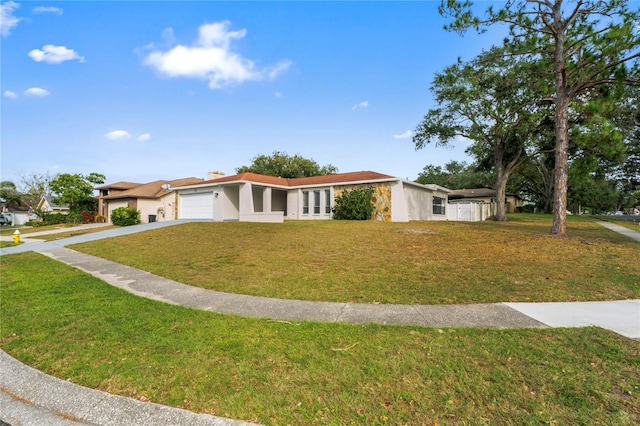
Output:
179,192,214,219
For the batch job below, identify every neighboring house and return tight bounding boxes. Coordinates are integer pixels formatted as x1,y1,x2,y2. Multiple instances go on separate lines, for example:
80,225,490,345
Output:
171,171,451,223
97,178,203,224
96,181,142,218
0,201,33,226
36,195,70,214
448,188,523,214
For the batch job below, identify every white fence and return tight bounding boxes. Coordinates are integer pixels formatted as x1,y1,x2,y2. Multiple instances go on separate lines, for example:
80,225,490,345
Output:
447,202,496,222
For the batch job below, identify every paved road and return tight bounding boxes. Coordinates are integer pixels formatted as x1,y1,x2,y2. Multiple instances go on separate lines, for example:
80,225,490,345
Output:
1,218,639,425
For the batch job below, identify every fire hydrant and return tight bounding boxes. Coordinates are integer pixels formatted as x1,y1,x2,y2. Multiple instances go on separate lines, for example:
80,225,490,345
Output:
13,230,20,244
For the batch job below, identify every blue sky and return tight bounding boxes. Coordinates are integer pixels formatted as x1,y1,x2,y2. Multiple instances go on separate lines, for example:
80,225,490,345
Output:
1,1,506,186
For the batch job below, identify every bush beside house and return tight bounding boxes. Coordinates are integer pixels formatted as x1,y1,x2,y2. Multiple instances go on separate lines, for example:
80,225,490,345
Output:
332,186,376,220
111,207,140,226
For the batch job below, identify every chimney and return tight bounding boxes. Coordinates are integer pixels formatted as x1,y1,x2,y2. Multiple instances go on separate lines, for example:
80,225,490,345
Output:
207,170,226,180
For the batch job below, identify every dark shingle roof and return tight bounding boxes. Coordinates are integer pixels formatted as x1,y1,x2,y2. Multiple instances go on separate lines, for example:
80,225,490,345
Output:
104,177,203,200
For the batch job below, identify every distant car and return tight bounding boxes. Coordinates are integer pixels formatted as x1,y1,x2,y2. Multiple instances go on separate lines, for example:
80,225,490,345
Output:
0,213,13,226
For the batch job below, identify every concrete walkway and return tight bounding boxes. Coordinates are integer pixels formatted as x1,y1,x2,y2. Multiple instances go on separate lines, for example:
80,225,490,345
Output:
592,219,640,242
0,220,205,255
1,219,639,425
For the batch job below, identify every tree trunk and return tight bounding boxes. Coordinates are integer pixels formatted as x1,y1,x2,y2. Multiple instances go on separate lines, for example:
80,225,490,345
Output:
550,4,569,236
551,96,569,235
495,174,508,221
494,151,508,222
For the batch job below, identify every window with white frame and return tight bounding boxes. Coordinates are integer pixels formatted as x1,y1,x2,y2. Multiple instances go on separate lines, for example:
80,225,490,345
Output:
313,190,321,214
433,196,445,215
303,191,309,214
325,189,331,214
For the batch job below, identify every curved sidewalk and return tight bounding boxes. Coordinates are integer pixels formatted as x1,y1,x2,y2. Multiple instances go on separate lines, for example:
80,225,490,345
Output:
2,220,639,426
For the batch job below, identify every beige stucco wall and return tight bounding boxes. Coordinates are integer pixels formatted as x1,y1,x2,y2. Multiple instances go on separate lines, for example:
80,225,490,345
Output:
403,184,432,221
334,183,393,222
137,195,176,223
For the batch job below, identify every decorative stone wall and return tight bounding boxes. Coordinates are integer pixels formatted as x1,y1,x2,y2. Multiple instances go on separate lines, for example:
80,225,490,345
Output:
333,183,392,222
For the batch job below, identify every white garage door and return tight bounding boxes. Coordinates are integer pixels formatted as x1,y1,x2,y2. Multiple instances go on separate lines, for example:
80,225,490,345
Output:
179,192,214,219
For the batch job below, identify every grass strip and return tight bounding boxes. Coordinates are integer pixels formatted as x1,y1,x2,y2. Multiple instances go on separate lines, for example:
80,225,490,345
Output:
71,215,640,304
1,252,639,425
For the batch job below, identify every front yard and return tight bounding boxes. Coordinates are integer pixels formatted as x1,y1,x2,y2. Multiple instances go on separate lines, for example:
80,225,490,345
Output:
1,252,638,425
1,214,638,424
70,214,640,304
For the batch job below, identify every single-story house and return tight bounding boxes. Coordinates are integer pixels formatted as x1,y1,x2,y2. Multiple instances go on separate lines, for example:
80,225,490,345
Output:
171,171,451,223
36,195,69,214
0,201,34,226
448,188,523,213
96,178,203,224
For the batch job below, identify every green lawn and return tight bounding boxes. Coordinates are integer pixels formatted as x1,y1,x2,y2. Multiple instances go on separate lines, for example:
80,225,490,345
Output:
0,240,20,248
71,215,640,304
1,252,638,425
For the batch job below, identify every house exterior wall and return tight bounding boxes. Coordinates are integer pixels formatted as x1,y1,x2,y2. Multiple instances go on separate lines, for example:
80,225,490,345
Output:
334,183,393,221
107,200,128,222
11,212,31,226
391,182,409,222
292,187,333,220
173,175,451,223
137,195,175,223
403,184,432,221
223,186,240,221
38,199,53,212
403,184,449,221
286,190,299,219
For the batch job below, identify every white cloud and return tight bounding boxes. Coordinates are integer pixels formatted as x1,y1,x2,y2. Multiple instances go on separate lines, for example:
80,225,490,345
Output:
29,44,85,64
137,133,151,141
266,60,293,80
1,1,21,37
33,6,63,15
3,90,17,98
24,87,50,97
144,21,292,90
274,91,283,98
393,130,413,139
351,101,369,111
104,130,131,140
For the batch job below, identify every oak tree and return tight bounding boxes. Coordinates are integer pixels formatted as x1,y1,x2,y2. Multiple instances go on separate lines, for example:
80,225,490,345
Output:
236,151,338,178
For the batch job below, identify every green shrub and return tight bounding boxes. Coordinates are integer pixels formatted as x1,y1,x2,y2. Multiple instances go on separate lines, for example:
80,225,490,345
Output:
66,211,81,225
332,186,375,220
111,207,140,226
45,213,67,225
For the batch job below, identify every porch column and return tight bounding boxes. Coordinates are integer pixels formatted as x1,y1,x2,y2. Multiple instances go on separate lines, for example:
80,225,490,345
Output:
239,182,254,216
263,187,272,212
